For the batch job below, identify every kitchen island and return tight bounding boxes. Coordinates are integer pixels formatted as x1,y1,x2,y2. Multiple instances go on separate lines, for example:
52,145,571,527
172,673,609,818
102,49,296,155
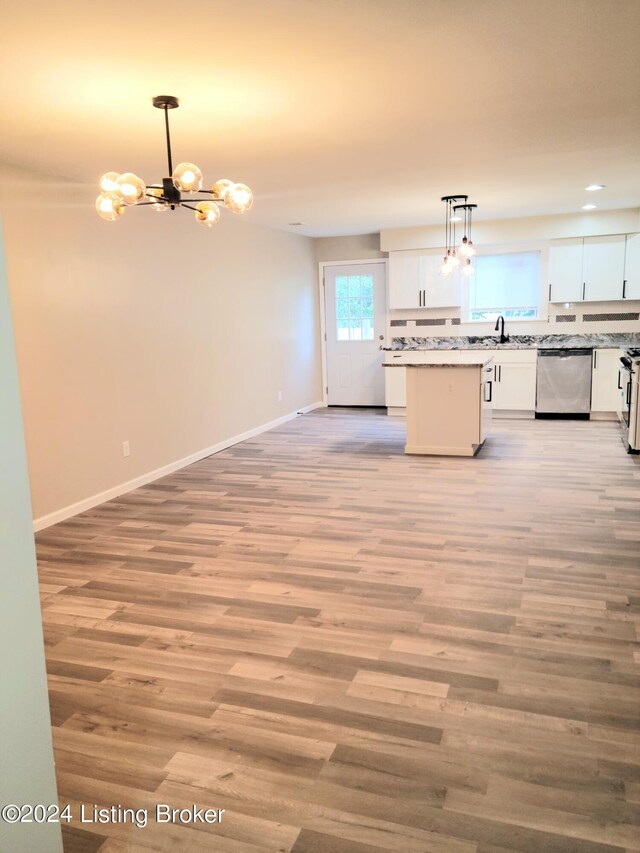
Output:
384,354,493,456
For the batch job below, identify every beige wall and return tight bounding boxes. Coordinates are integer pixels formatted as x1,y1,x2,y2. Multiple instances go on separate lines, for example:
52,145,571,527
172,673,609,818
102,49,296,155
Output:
1,169,322,523
314,233,386,263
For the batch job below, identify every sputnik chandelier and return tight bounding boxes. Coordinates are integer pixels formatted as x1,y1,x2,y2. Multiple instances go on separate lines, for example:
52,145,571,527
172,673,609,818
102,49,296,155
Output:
440,195,477,277
96,96,253,227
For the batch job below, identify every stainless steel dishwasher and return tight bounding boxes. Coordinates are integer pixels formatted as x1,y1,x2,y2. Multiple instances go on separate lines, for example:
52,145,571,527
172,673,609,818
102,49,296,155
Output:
536,348,593,416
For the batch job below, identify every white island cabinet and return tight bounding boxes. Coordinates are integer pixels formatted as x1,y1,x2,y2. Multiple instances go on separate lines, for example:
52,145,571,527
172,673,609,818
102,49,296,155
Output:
385,354,493,456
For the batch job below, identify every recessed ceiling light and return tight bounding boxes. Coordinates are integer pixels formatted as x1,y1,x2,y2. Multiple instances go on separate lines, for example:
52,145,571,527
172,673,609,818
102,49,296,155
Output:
582,203,597,210
585,184,605,191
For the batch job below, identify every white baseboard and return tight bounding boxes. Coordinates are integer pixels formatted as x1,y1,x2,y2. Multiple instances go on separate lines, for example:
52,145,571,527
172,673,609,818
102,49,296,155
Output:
33,401,324,533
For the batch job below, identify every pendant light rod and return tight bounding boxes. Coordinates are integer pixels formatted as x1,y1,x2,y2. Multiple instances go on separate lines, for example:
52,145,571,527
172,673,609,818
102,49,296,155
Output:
164,107,173,176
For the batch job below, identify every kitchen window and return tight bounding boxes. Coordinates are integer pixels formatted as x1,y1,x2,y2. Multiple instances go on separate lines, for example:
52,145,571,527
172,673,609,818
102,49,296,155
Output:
468,251,541,321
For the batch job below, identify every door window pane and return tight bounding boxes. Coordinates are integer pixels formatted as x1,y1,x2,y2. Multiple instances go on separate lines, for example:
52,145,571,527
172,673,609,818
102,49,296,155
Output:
336,276,349,298
335,274,374,340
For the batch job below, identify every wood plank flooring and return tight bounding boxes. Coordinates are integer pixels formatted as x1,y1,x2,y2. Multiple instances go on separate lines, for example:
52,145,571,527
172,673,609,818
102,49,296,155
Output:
35,409,640,853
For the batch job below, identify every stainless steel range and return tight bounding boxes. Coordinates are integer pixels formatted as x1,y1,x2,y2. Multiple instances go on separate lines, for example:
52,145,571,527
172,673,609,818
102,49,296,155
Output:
619,348,640,453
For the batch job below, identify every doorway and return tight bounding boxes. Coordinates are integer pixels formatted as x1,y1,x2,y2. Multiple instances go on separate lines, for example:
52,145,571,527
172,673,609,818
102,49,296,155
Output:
323,262,387,406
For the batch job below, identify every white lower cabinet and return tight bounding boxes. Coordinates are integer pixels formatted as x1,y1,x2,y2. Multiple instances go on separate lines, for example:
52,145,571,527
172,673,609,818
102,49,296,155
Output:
485,350,537,413
384,364,406,409
591,348,624,412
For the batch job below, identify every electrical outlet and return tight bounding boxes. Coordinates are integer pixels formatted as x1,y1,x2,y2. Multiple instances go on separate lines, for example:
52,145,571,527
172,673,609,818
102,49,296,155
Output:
122,441,130,457
277,390,282,402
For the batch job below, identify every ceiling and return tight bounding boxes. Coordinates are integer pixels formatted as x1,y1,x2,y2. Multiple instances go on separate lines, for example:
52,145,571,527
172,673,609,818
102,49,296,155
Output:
2,0,639,237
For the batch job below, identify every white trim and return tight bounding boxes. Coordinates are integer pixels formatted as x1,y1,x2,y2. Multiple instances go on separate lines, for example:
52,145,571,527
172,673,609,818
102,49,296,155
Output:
33,401,324,532
318,259,388,406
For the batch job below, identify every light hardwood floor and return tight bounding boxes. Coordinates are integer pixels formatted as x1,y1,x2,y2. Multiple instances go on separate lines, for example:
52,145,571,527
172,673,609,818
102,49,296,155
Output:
36,410,640,853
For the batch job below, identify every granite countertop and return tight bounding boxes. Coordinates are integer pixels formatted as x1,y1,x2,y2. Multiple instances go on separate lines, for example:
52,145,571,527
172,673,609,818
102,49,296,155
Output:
382,333,640,352
384,358,493,368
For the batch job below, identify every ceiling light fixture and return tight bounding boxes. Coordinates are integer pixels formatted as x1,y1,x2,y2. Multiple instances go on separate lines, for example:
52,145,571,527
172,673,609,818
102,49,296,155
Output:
582,203,597,210
96,96,253,227
585,184,605,191
440,195,478,276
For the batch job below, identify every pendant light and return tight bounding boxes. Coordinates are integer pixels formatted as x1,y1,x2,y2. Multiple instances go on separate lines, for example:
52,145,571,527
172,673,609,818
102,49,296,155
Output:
454,201,477,276
96,96,253,227
456,202,477,258
439,195,466,276
440,195,479,277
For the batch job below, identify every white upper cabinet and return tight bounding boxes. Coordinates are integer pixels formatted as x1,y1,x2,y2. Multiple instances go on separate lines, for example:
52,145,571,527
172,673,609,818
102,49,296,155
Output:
582,235,626,301
388,251,422,309
423,251,460,308
623,233,640,300
549,239,583,303
388,250,461,309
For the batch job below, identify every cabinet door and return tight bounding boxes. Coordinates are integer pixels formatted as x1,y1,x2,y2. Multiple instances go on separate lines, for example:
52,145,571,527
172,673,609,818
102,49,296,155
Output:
384,366,406,407
624,233,640,300
494,363,537,410
549,239,583,303
388,253,421,309
423,252,461,308
591,348,624,412
583,236,626,301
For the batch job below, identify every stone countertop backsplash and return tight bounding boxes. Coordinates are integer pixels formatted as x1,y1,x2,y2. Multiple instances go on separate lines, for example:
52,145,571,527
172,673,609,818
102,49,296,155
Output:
382,333,640,351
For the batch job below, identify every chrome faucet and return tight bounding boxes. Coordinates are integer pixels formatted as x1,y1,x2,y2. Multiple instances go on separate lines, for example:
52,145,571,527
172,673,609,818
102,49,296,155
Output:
495,315,510,344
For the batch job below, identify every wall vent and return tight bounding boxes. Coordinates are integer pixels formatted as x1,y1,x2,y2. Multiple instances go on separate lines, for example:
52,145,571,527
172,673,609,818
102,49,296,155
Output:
415,318,447,326
556,314,576,323
583,312,639,322
390,319,407,327
451,318,461,326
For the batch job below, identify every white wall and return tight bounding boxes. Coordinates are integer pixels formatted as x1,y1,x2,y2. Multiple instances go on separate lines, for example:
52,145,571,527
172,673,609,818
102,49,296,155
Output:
0,219,62,853
1,167,322,525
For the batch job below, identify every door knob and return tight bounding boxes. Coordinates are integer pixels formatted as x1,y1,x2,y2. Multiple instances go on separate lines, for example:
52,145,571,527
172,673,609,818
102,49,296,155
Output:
379,335,384,340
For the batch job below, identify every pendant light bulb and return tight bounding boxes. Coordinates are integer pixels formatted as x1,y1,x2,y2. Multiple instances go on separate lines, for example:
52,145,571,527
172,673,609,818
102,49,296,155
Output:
195,201,221,227
172,162,203,194
225,183,254,214
460,237,476,258
95,193,125,221
211,178,234,202
115,173,146,205
99,172,119,194
147,188,168,212
462,259,475,277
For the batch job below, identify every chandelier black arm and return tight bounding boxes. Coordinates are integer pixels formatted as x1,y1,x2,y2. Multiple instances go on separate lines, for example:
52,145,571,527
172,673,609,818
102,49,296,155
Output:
163,107,173,176
179,203,199,211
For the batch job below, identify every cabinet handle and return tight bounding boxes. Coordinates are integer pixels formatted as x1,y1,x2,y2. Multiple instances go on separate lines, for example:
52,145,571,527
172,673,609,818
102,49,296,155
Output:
593,350,597,369
623,279,627,299
485,380,493,403
549,284,552,301
582,282,586,300
494,365,498,380
499,365,502,382
418,289,422,307
627,381,632,407
618,371,623,390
